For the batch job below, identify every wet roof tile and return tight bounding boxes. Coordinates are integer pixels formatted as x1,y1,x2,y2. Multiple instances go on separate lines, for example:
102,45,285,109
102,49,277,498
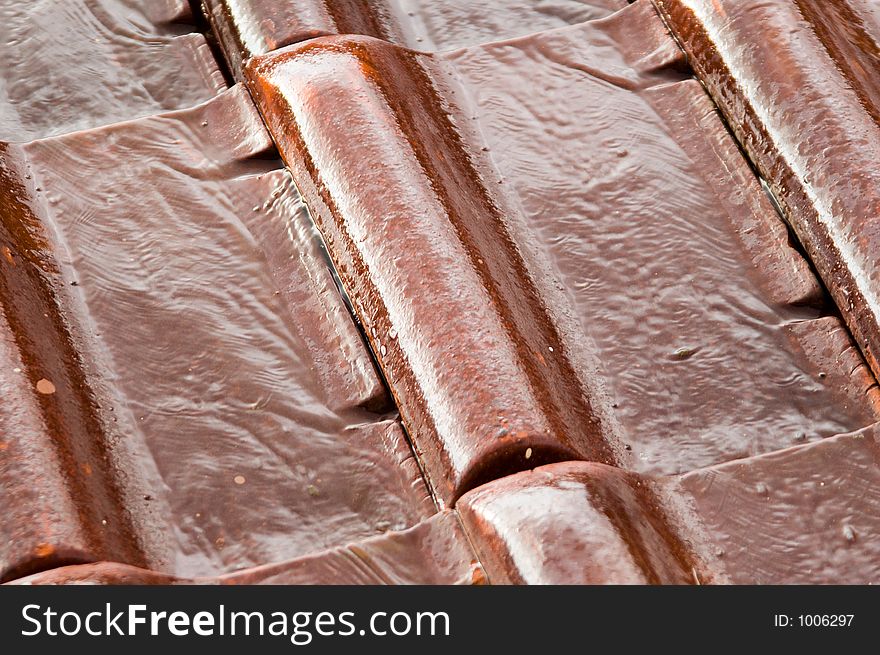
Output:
2,0,880,586
12,511,483,585
0,85,436,581
461,424,880,584
246,0,880,503
0,0,226,141
653,0,880,384
202,0,628,77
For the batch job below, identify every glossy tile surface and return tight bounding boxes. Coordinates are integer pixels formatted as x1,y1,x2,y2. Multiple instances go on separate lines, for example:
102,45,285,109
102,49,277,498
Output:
203,0,628,76
247,1,879,502
0,0,225,140
10,512,482,585
0,87,434,580
461,429,880,584
654,0,880,383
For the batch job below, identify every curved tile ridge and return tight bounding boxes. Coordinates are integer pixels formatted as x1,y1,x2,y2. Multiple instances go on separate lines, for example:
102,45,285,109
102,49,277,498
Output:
460,422,880,584
0,143,150,581
247,35,623,504
0,0,227,142
245,0,880,503
9,512,485,586
458,461,700,584
653,0,880,384
202,0,628,78
0,85,435,581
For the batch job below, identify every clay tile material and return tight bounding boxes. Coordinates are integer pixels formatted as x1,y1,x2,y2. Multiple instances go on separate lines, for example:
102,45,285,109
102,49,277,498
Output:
10,512,484,585
0,0,226,141
461,424,880,584
0,85,436,582
677,424,880,584
0,307,105,581
653,0,880,384
246,1,880,503
458,462,698,585
202,0,629,77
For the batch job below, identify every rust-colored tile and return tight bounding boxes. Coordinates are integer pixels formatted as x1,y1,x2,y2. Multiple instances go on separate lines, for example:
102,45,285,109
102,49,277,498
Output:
458,462,697,584
678,424,880,584
462,425,880,584
0,0,226,141
653,0,880,384
203,0,628,77
11,512,484,585
783,316,880,422
0,306,120,581
0,86,434,581
245,1,879,502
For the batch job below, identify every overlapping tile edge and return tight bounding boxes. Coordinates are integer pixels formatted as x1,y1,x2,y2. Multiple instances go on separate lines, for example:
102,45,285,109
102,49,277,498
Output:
651,0,880,382
1,0,876,582
200,0,630,78
236,0,880,583
0,0,228,142
0,82,473,582
12,512,485,586
458,422,880,584
0,0,493,586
